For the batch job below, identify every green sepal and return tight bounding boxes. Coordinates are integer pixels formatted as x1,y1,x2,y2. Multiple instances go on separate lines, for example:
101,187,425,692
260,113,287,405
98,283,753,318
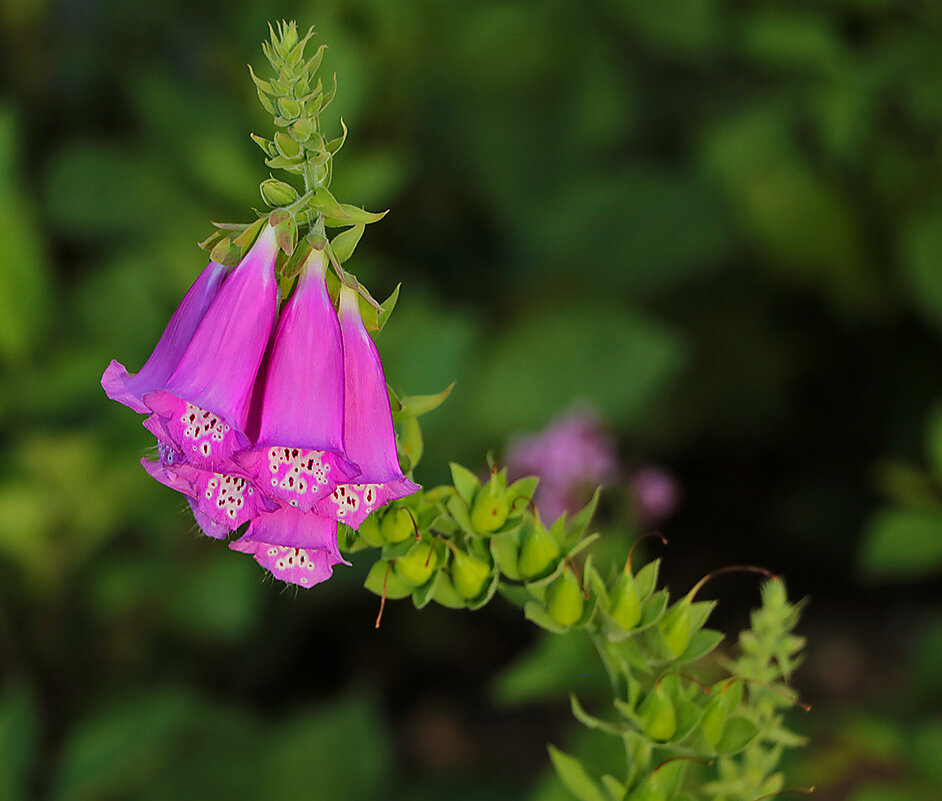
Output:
391,384,455,424
377,284,400,332
634,559,661,600
198,231,225,252
233,216,267,249
713,715,760,754
490,529,523,580
601,776,626,801
264,154,305,171
290,118,313,142
363,560,412,600
428,571,466,610
524,600,570,633
675,628,724,664
268,209,297,255
496,582,530,609
209,237,242,267
397,416,423,472
446,493,476,538
449,463,480,505
326,119,348,155
522,533,601,592
565,488,601,543
547,745,609,801
250,133,276,156
330,223,364,263
506,476,539,508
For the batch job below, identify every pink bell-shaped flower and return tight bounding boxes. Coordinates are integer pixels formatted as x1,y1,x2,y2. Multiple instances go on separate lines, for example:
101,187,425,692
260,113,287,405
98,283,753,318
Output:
315,284,420,529
235,248,359,511
230,507,347,587
101,261,229,414
144,225,280,471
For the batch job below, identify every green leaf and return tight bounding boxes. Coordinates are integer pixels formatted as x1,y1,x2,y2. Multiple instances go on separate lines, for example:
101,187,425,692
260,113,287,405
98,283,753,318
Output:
634,559,661,600
713,716,759,755
397,416,423,471
324,203,388,227
330,223,365,263
567,487,601,542
859,506,942,580
524,601,571,634
311,186,348,219
52,690,197,801
547,745,609,801
265,694,391,801
490,530,522,581
926,404,942,483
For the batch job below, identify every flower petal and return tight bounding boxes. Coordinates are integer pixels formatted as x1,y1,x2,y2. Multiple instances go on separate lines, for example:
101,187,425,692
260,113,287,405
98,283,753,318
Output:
315,477,419,530
149,225,279,457
101,261,229,414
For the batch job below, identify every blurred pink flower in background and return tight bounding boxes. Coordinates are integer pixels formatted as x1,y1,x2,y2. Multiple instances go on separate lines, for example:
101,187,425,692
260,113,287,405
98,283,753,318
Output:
506,407,618,521
629,466,680,529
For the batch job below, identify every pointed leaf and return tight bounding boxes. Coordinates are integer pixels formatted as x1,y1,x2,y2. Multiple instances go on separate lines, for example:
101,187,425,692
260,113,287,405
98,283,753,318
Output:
311,186,348,219
330,224,364,264
547,745,609,801
392,383,455,423
449,463,480,505
377,284,401,333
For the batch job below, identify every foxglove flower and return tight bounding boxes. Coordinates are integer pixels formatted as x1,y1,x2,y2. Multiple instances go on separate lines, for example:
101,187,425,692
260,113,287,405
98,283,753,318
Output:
235,248,359,511
230,507,346,587
144,225,280,471
101,261,229,414
315,284,420,529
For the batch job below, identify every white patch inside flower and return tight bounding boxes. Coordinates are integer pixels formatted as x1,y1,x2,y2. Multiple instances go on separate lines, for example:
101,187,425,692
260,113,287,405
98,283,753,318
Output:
266,447,332,497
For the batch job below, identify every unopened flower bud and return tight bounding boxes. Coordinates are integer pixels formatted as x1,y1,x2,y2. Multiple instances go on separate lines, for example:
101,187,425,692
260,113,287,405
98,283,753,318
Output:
470,486,510,534
260,178,299,207
379,507,413,544
451,549,491,600
394,541,439,587
546,569,584,627
640,684,676,742
278,96,302,120
517,523,561,580
274,131,303,159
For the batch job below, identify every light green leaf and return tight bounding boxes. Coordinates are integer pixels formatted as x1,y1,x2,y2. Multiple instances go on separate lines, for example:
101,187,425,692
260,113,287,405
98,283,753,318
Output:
547,745,610,801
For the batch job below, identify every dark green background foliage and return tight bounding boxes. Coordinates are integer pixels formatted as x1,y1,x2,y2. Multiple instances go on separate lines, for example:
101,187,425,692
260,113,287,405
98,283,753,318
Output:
1,1,941,799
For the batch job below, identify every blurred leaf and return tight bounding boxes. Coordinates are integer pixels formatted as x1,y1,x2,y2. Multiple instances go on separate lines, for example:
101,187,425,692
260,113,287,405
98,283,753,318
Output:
601,0,721,57
167,555,262,641
859,507,942,580
546,746,608,801
469,304,685,439
0,107,50,363
898,204,942,333
264,693,391,801
492,631,600,705
739,10,846,73
53,690,197,801
0,683,37,801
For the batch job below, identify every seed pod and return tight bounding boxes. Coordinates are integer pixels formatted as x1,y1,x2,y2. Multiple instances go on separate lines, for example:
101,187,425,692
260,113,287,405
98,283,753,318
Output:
640,684,677,742
451,549,491,600
546,569,585,627
660,603,691,658
470,487,509,534
517,523,561,580
609,572,642,630
394,541,439,587
357,513,385,548
379,507,413,544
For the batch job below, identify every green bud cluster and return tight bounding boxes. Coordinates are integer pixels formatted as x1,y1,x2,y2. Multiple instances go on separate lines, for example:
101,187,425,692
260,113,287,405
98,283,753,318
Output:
347,414,807,801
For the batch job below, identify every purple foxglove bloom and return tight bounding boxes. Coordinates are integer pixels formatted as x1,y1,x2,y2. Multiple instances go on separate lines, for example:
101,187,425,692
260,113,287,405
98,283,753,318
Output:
315,284,420,529
630,466,680,528
144,225,280,471
140,417,276,535
101,261,229,414
236,249,359,511
230,507,347,587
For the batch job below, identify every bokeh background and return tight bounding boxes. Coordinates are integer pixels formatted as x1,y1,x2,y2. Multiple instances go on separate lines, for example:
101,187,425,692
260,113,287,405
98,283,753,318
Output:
1,1,942,799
